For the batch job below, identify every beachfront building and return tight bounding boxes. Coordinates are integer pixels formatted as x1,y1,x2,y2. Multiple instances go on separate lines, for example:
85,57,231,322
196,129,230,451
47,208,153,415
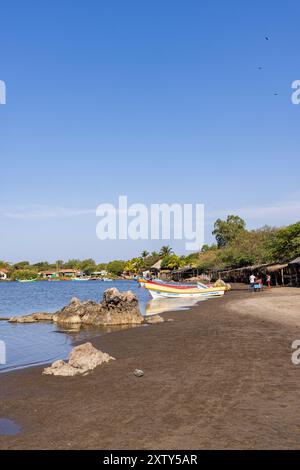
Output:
171,266,202,282
0,268,8,280
39,269,80,279
39,271,57,279
149,259,163,277
58,269,79,278
216,258,300,287
289,257,300,287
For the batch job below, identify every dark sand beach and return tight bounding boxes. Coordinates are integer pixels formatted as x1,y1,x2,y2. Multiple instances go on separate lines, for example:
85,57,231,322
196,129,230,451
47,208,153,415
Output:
1,287,300,450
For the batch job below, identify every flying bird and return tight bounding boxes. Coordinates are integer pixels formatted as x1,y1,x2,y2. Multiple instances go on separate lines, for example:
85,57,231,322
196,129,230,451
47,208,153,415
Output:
265,36,270,41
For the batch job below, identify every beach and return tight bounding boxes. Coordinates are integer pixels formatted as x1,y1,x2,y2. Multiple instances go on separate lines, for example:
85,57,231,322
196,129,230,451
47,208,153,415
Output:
1,287,300,450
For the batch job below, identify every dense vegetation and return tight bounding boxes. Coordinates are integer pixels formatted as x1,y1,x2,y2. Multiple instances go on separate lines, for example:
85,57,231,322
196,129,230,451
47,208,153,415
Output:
1,217,299,280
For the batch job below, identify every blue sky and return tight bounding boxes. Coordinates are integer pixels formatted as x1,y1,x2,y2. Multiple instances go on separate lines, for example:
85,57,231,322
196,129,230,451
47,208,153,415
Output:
1,0,300,263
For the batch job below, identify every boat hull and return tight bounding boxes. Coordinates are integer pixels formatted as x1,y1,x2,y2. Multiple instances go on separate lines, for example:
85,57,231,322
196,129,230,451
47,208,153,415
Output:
143,282,226,299
138,278,210,290
148,289,225,299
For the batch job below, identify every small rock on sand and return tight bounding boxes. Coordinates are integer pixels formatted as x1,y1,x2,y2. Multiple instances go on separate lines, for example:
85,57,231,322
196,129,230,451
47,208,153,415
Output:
43,342,115,377
134,369,144,378
146,315,164,324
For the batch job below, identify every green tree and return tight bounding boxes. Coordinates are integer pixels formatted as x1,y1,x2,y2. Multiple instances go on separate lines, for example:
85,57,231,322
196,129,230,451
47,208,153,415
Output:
213,215,246,248
12,261,30,270
141,250,150,259
107,260,126,276
64,259,81,269
96,263,107,271
32,261,51,271
159,246,173,257
151,251,159,258
10,269,38,281
268,221,300,261
161,254,183,270
124,258,143,275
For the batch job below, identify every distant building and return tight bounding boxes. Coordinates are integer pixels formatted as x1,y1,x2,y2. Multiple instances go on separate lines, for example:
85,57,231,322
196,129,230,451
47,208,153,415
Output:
39,269,80,279
0,268,8,280
91,270,108,277
40,271,57,279
58,269,80,277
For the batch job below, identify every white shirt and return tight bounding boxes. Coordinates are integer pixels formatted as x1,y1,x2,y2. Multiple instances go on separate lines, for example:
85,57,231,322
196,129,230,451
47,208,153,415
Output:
250,275,256,284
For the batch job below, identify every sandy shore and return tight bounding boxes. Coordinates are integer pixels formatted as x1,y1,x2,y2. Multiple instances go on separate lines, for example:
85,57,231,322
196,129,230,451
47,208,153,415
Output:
1,287,300,450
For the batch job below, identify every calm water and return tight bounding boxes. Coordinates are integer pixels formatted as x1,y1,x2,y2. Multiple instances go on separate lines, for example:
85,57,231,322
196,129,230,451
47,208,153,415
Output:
0,280,199,373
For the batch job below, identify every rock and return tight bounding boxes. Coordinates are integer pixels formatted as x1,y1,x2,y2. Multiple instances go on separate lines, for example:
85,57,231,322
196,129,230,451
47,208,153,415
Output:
146,315,164,324
43,342,115,376
134,369,144,378
53,299,101,325
43,360,82,377
85,288,143,326
68,342,115,370
10,288,143,328
53,289,143,326
167,318,175,322
9,312,54,323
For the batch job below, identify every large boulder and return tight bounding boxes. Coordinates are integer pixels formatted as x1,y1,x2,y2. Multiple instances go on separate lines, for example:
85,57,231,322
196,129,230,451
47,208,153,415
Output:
53,297,102,325
90,288,143,326
10,288,143,327
43,342,115,376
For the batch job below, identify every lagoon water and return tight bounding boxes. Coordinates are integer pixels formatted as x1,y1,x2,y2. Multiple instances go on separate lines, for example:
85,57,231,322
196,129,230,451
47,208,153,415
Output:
0,280,200,373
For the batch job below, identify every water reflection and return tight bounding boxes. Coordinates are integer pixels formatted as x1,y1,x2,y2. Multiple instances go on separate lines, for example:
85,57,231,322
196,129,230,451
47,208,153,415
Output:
145,297,205,316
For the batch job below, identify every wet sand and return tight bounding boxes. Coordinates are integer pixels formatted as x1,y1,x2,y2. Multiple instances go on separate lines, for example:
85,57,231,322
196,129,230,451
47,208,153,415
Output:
1,287,300,450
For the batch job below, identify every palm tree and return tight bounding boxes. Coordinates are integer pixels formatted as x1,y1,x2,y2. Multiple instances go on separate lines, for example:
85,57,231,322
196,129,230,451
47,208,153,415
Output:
141,250,149,259
151,251,159,258
159,246,173,257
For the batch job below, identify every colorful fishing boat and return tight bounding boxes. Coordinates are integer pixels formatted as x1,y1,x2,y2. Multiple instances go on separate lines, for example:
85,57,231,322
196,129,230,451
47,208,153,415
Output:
143,281,226,299
138,278,210,290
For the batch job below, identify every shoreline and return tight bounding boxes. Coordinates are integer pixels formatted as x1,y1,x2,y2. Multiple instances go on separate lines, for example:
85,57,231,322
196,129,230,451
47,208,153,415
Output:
1,287,300,449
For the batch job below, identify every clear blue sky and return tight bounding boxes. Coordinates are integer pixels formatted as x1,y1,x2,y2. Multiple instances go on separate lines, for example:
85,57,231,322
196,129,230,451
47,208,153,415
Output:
1,0,300,263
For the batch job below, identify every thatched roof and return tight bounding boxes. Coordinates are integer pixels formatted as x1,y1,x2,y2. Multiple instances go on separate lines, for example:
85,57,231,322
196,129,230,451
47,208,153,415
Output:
218,261,288,274
289,257,300,265
151,259,163,270
267,263,288,272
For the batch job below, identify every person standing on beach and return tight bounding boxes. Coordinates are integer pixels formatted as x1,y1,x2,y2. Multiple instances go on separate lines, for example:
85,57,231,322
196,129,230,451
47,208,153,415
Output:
266,274,271,288
250,274,256,291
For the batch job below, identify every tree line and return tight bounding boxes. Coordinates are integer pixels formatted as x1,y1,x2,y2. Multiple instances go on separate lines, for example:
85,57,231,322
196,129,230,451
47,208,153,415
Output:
1,217,299,279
